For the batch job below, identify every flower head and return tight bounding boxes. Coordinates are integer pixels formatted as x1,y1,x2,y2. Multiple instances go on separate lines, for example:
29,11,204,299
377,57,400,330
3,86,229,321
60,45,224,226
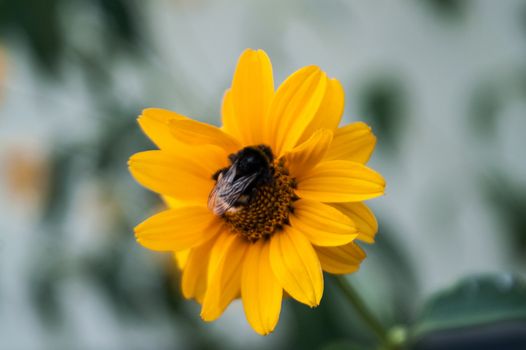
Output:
129,49,385,335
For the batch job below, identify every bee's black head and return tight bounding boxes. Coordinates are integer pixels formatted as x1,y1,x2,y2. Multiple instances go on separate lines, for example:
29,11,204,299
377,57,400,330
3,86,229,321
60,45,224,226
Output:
231,145,273,176
254,145,274,163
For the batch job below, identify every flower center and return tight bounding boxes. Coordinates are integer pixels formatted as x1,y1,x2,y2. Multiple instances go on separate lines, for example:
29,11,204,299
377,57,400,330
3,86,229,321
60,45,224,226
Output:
209,146,297,242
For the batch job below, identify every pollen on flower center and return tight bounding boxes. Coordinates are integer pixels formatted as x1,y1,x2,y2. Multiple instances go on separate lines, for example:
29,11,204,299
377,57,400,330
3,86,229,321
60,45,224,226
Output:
208,145,297,242
224,161,296,242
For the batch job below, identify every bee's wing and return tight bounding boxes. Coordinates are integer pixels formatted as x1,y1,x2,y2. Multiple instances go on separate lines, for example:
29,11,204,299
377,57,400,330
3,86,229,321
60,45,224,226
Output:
208,164,258,216
207,172,233,216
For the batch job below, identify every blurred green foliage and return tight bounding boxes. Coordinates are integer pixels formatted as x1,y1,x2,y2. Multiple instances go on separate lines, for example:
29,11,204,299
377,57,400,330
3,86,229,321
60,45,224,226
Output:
469,83,501,137
0,0,139,74
0,0,64,72
419,0,468,21
483,173,526,259
358,77,407,154
413,274,526,338
412,274,526,350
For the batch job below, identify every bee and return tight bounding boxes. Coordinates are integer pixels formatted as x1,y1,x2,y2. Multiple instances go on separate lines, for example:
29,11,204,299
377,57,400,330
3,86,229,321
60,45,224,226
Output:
208,145,274,216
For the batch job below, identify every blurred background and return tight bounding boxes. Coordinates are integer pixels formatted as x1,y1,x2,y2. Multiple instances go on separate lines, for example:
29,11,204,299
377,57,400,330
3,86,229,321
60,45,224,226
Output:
1,0,525,349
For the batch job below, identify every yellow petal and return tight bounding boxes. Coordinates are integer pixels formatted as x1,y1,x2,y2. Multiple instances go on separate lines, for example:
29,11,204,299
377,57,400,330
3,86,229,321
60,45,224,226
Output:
162,195,183,209
220,90,241,138
168,186,191,268
298,78,345,144
331,202,378,243
267,66,328,156
170,118,241,153
290,199,358,247
128,148,227,204
315,242,366,274
223,49,274,145
296,160,385,202
201,235,248,321
134,207,220,251
283,129,333,178
137,108,189,152
206,230,237,286
181,237,217,303
174,250,190,269
241,240,283,335
269,226,323,307
325,122,376,164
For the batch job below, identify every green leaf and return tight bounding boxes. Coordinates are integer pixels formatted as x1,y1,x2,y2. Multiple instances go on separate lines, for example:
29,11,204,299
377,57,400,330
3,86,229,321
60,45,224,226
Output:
412,273,526,340
321,339,369,350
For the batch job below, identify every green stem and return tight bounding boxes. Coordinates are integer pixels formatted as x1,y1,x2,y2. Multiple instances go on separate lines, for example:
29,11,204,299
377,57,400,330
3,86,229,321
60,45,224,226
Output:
334,275,391,347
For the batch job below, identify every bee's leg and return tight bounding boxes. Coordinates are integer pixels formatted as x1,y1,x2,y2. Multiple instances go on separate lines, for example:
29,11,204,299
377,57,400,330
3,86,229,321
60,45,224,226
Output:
212,168,228,180
228,152,239,163
235,194,250,206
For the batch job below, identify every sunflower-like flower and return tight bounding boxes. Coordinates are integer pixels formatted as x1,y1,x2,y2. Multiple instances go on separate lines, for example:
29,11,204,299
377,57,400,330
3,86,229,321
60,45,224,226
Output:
129,49,385,335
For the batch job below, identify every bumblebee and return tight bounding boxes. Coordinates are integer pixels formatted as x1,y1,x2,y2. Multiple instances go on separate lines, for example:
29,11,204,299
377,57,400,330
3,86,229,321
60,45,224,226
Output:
208,145,274,216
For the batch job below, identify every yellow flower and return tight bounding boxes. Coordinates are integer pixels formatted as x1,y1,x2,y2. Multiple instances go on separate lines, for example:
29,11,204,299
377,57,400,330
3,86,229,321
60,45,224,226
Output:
129,49,385,335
